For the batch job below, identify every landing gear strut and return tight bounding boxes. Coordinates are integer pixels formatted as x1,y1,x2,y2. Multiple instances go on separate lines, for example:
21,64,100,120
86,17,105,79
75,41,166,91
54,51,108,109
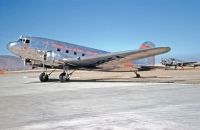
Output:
133,70,140,78
39,53,49,82
39,53,57,82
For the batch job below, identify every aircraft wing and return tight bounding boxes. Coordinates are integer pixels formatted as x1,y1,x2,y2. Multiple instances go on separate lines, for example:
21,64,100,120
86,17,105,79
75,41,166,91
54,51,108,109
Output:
61,47,170,68
194,62,200,66
181,62,197,66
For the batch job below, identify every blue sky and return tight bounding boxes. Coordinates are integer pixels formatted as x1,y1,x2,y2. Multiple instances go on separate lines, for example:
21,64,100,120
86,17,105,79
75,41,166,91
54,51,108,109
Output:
0,0,200,61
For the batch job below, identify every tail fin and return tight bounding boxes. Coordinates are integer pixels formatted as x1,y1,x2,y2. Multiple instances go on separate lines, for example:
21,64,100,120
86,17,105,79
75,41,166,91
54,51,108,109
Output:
138,41,155,65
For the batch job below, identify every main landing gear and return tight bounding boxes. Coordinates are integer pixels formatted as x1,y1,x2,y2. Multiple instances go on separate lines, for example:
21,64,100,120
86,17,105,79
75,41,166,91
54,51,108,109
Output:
39,65,76,82
59,72,69,82
39,72,49,82
59,66,70,82
39,68,56,82
59,66,76,82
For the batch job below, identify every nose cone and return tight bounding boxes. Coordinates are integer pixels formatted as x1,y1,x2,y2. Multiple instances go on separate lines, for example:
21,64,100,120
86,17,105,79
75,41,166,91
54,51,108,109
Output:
7,42,17,52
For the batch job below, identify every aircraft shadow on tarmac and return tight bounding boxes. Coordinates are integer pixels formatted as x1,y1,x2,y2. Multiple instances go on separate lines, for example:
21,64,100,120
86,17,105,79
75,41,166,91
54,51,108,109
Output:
24,76,172,84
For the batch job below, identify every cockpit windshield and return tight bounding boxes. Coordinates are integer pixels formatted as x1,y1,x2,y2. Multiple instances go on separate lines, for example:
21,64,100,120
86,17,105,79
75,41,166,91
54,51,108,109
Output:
18,39,22,42
18,38,30,43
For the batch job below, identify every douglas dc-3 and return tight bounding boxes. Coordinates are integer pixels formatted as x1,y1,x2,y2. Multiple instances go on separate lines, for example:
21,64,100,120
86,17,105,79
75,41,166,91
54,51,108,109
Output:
161,58,199,69
7,35,170,82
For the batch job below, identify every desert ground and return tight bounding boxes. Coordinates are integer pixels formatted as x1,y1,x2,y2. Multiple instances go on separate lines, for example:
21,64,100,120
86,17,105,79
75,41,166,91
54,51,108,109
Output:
2,67,200,84
0,68,200,130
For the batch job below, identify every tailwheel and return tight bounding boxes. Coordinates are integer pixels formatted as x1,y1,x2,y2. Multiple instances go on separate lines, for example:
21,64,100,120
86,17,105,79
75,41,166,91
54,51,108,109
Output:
136,73,140,78
39,72,49,82
59,72,70,82
133,70,141,78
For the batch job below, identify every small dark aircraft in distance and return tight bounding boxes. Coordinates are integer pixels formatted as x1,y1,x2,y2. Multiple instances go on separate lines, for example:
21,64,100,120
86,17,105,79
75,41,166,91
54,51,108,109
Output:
7,35,170,82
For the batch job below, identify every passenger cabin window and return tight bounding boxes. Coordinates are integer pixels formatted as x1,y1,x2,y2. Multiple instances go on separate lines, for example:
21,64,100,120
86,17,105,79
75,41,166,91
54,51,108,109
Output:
66,50,69,53
74,52,77,55
57,48,61,52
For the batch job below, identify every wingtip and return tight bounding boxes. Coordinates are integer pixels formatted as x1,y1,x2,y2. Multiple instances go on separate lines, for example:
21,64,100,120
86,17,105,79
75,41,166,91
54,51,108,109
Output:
156,46,171,54
166,47,171,52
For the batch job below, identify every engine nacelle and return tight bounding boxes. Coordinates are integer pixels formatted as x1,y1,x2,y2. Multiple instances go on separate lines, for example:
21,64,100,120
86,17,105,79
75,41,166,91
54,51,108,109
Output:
45,51,57,66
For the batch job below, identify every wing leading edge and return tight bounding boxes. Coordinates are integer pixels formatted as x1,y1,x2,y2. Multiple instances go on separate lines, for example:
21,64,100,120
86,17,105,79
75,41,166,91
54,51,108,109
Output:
60,47,170,68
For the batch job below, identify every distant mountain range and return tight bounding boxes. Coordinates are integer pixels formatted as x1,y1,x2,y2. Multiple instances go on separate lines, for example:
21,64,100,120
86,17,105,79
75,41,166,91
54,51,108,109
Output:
0,55,27,71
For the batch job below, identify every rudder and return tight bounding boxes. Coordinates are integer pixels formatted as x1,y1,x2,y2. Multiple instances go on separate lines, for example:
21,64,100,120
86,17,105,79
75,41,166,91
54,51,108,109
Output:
137,41,156,65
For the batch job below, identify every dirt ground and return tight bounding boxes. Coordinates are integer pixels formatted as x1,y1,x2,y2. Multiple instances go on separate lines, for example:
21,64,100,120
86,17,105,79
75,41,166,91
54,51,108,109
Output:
1,67,200,84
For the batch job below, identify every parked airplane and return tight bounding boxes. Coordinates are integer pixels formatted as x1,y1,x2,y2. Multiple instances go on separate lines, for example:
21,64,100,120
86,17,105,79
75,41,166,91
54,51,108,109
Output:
161,58,197,69
7,35,170,82
193,62,200,67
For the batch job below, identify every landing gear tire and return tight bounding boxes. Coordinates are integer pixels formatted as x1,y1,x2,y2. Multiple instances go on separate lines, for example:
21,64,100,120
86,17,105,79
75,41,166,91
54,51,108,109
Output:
59,72,70,82
44,74,49,81
39,72,49,82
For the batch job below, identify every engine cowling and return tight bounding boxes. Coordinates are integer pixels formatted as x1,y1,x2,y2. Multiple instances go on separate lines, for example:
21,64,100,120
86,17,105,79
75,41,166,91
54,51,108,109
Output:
45,51,56,66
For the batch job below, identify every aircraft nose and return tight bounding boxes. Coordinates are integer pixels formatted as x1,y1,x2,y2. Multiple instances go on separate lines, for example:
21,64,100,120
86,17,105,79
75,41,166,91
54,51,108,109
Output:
7,42,17,51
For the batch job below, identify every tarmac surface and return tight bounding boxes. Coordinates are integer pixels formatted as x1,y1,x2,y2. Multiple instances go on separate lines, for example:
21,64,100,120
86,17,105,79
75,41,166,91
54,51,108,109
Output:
0,70,200,130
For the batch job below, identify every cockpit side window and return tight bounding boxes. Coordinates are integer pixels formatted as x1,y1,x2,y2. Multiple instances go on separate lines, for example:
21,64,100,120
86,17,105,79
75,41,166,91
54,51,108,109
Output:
22,39,26,43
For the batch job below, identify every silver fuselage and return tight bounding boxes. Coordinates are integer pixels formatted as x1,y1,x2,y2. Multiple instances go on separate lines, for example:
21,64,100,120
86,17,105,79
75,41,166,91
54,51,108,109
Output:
7,36,108,68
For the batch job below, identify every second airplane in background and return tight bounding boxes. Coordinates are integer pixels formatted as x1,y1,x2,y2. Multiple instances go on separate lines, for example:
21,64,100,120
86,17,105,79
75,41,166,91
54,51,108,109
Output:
161,58,199,69
7,35,170,82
